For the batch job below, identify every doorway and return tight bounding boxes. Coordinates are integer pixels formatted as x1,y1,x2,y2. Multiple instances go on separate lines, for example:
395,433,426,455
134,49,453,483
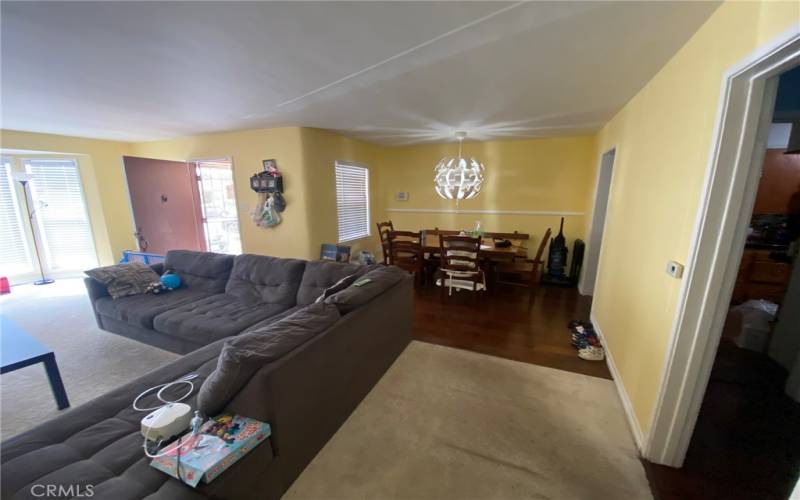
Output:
645,30,800,475
580,148,615,296
123,156,242,256
123,156,207,255
192,158,242,255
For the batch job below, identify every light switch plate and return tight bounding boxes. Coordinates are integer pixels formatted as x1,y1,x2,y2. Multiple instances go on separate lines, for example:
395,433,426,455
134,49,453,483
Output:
666,260,684,279
395,191,409,201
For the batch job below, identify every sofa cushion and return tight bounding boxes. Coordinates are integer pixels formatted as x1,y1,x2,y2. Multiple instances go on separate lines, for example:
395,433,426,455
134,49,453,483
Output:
295,261,375,306
0,339,226,500
153,294,289,345
225,254,306,306
85,262,161,299
164,250,234,294
324,265,407,314
197,302,340,416
95,288,213,329
241,305,303,333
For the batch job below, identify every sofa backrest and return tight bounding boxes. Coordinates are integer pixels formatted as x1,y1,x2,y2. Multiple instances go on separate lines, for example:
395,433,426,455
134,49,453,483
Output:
225,254,306,306
295,260,376,306
164,250,234,293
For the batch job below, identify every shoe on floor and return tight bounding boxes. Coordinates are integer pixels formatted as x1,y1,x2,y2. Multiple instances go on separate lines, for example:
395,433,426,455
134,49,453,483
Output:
578,345,605,361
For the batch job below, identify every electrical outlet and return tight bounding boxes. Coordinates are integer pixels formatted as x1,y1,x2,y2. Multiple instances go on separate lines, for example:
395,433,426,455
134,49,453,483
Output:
395,192,409,201
666,261,684,279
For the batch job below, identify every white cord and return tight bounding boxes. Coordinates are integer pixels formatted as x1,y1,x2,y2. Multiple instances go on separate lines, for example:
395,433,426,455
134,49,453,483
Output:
134,373,199,459
133,373,198,412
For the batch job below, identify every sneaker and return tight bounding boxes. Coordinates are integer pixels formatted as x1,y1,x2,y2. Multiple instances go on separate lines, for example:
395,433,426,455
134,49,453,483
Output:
578,345,605,361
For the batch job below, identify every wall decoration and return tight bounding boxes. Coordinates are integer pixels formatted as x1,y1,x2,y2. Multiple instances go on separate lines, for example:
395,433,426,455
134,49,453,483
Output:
250,159,286,228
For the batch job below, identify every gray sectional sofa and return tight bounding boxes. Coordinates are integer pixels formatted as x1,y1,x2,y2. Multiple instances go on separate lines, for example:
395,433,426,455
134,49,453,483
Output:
1,250,413,500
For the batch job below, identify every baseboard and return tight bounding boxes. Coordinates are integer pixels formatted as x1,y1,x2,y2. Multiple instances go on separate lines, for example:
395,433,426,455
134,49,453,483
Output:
590,313,646,453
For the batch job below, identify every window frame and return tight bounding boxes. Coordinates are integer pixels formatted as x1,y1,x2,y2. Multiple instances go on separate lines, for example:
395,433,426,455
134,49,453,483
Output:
334,160,371,243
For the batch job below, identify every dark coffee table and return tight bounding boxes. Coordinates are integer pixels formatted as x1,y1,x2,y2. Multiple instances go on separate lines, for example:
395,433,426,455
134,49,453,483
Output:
1,315,70,410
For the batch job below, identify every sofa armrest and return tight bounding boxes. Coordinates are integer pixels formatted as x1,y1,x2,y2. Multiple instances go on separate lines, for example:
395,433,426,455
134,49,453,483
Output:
83,277,109,328
224,276,413,492
83,277,109,302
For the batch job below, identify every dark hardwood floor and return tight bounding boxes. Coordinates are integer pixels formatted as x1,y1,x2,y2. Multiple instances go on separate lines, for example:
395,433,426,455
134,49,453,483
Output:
643,340,800,500
411,283,611,380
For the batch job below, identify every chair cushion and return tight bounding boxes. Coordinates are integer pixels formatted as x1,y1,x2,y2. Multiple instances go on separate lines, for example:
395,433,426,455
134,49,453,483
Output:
153,294,289,345
225,255,306,307
95,288,213,329
197,302,340,416
295,261,375,306
85,262,161,299
164,250,234,294
324,265,407,314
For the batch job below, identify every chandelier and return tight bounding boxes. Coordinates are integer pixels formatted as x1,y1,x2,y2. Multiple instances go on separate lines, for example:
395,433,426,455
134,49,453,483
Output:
434,131,485,205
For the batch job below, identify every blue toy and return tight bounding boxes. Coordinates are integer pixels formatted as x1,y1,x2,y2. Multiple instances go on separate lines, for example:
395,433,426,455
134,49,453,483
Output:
160,272,182,289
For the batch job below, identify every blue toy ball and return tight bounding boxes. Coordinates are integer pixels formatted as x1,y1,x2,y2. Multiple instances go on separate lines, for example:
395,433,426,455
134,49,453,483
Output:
160,273,181,289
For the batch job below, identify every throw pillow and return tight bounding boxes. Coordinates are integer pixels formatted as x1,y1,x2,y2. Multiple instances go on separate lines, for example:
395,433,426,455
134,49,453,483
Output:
85,262,161,299
314,273,359,303
324,265,407,314
197,302,340,416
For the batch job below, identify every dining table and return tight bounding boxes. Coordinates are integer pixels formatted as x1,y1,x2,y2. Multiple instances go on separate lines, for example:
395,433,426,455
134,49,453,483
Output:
420,234,525,260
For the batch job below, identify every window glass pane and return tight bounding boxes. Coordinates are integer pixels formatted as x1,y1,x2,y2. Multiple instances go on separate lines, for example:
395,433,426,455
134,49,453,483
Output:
335,162,370,242
0,160,34,276
24,159,97,271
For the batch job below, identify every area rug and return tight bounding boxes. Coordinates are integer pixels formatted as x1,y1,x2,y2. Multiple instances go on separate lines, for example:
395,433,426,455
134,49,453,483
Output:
0,279,179,438
285,341,652,499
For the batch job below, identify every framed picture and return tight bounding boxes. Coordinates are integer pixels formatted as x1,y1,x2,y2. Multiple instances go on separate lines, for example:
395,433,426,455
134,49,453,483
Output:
262,159,278,175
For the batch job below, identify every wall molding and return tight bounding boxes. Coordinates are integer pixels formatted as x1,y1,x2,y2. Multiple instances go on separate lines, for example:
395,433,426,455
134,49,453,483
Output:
385,207,584,216
591,313,646,453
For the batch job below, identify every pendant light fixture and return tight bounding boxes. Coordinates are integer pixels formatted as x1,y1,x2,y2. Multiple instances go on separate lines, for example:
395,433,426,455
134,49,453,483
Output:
434,131,485,206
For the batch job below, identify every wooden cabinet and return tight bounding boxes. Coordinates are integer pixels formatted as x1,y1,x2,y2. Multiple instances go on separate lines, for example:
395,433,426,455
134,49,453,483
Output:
731,249,791,304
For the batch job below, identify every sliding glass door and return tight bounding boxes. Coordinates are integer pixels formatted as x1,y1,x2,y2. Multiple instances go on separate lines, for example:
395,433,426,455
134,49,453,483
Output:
23,158,98,273
0,158,35,279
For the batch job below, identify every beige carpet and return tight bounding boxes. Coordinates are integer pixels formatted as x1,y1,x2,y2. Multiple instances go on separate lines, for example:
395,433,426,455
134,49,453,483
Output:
0,279,179,438
286,341,652,500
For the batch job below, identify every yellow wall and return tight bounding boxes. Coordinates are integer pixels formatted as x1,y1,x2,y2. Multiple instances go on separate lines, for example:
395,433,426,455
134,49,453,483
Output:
299,128,384,259
0,130,134,265
591,0,800,438
378,136,598,260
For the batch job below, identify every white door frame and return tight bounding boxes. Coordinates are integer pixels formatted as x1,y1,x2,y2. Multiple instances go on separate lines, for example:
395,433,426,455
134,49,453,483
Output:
646,26,800,467
579,147,616,296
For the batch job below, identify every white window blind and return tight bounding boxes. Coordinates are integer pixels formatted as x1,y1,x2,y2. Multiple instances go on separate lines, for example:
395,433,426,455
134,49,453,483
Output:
0,160,34,276
334,161,370,243
24,159,97,271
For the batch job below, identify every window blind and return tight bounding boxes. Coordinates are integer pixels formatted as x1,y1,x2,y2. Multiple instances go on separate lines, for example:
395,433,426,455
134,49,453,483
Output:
0,160,34,276
334,161,370,243
24,159,97,271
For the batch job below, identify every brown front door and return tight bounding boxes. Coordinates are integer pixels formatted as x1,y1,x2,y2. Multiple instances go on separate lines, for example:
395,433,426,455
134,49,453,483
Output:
123,156,206,255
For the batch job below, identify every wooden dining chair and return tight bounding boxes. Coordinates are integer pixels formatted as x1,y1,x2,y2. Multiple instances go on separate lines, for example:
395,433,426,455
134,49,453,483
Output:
376,221,394,265
496,228,551,292
437,235,486,302
388,230,424,286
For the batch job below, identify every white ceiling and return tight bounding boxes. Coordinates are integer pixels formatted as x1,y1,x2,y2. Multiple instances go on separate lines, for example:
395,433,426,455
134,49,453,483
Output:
1,1,720,145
